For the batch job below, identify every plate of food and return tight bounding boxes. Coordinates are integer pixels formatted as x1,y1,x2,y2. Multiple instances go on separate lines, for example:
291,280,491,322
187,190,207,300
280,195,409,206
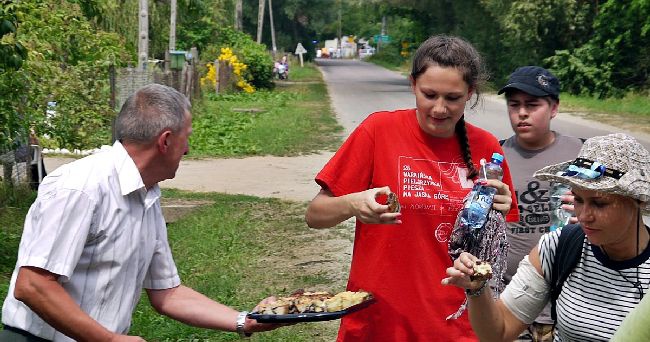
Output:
248,289,374,323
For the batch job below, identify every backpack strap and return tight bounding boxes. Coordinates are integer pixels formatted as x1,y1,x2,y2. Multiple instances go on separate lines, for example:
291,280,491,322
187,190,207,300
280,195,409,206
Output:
550,224,585,321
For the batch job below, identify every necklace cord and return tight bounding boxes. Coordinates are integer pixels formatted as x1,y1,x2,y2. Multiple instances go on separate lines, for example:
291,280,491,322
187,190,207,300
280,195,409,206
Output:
603,206,644,301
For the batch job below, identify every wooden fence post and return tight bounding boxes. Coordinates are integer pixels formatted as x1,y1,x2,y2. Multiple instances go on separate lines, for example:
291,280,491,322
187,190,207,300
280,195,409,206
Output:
214,60,219,94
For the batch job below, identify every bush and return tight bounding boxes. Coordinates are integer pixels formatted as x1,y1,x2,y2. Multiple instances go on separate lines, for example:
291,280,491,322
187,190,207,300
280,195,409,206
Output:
0,182,36,209
545,46,618,99
201,27,274,90
367,43,406,68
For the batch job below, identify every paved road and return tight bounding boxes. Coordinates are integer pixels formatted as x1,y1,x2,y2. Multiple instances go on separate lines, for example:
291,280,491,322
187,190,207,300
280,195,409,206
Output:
317,58,650,150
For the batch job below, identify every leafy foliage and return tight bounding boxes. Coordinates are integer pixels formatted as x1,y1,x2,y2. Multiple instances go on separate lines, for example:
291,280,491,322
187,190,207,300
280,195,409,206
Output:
0,0,129,151
0,2,29,151
547,0,650,98
74,0,231,58
0,2,27,71
202,26,274,90
479,0,596,81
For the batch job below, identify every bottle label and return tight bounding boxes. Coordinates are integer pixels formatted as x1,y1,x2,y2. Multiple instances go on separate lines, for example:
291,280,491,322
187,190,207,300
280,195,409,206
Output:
461,184,497,230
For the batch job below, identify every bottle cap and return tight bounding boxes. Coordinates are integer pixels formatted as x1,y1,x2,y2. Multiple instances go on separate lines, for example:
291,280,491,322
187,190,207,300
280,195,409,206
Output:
491,152,504,163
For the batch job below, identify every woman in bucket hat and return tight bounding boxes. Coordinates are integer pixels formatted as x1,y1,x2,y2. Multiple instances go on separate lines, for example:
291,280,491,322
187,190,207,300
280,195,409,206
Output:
442,133,650,341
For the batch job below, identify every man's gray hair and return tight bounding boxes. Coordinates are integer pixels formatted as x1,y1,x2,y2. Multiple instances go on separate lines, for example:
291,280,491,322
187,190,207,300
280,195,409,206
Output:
115,84,191,143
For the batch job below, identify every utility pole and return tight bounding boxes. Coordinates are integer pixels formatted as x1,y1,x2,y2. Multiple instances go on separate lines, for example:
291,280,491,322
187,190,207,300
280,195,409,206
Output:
337,0,342,55
138,0,148,70
268,0,277,57
234,0,243,30
256,0,265,44
377,15,386,54
169,0,176,51
165,0,176,72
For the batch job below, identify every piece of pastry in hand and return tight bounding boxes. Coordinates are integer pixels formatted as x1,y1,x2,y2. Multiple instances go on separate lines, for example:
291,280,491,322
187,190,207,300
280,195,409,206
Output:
386,192,401,213
470,260,493,282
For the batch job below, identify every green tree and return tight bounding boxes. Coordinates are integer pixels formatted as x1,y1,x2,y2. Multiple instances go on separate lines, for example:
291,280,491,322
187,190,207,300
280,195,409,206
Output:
0,1,29,152
0,0,130,150
547,0,650,97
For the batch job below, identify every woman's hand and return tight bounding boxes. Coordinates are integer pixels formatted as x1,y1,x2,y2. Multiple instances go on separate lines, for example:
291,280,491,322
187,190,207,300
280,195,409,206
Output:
347,186,402,224
441,252,485,291
482,179,512,215
561,190,579,224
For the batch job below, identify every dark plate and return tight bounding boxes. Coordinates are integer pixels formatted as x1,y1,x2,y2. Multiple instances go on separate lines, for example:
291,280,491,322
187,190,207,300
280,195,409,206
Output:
247,297,375,323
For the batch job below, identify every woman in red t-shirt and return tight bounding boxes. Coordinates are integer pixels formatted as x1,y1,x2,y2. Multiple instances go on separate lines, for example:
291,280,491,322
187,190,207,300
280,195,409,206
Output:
305,35,519,342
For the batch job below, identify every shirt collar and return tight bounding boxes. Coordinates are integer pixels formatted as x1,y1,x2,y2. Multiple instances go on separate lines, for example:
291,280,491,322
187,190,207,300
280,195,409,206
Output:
111,140,160,198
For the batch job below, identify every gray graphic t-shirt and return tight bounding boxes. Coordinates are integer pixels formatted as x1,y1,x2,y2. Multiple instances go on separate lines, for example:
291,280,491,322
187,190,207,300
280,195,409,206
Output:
501,132,583,324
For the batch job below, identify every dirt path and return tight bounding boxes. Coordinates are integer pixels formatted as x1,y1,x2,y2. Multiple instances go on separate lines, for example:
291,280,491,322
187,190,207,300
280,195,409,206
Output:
44,152,334,202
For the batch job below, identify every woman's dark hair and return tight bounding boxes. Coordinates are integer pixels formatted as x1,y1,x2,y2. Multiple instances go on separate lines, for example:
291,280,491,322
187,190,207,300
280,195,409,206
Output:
411,35,487,179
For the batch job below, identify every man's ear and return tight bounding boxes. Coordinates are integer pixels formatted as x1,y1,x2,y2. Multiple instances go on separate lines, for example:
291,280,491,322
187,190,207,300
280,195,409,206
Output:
550,100,560,119
409,75,416,92
157,130,172,153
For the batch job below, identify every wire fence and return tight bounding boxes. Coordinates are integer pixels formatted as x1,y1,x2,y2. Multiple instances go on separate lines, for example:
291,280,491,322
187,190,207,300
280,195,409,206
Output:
0,145,34,188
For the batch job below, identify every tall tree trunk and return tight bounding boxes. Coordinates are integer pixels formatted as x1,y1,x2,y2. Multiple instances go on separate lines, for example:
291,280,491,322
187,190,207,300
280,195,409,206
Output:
234,0,243,30
256,0,265,43
268,0,277,57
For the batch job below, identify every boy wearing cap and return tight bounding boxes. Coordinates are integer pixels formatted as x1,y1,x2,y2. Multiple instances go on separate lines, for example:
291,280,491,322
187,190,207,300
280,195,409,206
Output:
497,66,583,341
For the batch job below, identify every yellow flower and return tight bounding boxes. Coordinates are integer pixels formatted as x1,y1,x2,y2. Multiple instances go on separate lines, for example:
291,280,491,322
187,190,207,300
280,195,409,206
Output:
214,46,254,93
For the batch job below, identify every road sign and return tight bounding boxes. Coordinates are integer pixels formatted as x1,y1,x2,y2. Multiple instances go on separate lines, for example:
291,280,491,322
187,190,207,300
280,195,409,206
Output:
295,43,307,55
373,34,391,43
295,43,307,67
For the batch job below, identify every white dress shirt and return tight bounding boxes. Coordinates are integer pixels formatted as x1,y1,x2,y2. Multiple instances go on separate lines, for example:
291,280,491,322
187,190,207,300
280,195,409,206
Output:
2,141,180,341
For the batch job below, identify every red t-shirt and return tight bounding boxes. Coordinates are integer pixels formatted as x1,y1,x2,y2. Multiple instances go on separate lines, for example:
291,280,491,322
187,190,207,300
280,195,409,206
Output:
316,109,519,342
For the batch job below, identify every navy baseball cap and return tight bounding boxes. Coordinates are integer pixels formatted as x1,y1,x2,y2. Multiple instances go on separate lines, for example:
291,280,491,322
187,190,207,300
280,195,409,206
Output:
497,66,560,99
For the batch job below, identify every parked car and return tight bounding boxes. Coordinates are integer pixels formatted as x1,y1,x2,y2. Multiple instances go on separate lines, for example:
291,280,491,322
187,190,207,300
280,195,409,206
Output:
358,47,375,59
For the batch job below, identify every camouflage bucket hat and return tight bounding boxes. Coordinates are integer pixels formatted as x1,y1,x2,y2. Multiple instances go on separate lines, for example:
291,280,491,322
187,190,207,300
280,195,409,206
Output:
534,133,650,214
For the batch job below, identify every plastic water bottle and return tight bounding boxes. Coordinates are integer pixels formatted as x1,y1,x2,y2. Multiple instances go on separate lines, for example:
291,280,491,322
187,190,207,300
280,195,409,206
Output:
549,179,572,231
461,153,504,230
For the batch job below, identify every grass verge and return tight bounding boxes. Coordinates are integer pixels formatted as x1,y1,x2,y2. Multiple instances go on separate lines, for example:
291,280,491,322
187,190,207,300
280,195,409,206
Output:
560,92,650,118
0,183,36,292
561,92,650,134
122,189,354,341
190,62,343,158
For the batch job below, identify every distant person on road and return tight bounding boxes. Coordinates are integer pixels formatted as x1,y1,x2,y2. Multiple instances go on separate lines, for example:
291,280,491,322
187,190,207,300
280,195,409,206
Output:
0,84,279,341
274,55,289,80
497,66,584,342
305,35,519,341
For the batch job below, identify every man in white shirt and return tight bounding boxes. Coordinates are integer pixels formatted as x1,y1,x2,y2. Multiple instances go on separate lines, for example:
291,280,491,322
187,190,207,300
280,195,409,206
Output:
1,84,277,341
